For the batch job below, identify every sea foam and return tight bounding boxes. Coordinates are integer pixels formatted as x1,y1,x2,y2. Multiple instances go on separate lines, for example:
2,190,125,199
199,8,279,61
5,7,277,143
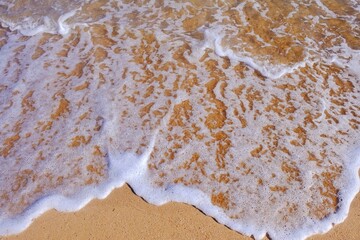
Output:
0,0,87,36
1,132,359,240
197,29,311,79
0,1,359,240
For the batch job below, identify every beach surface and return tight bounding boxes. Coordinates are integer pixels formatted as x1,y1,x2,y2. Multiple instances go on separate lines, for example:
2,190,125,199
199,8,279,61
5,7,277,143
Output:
1,1,360,239
1,184,359,240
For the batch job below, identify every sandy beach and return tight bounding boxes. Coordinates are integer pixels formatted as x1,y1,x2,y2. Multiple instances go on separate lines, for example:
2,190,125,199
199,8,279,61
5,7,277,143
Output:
1,183,359,240
1,1,360,239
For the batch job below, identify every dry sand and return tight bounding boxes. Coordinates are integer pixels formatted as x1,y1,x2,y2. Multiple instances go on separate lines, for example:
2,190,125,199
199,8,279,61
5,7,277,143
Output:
1,184,359,240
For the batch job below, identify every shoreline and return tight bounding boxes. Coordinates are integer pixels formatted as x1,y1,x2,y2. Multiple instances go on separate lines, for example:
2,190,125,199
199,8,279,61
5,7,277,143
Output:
1,184,359,240
1,1,360,239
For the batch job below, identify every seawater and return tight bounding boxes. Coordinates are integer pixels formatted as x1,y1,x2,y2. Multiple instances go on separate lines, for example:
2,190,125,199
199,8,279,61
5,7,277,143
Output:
0,0,359,239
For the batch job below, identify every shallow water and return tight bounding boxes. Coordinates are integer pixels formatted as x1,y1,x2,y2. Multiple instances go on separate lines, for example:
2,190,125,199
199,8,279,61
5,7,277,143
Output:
0,0,359,239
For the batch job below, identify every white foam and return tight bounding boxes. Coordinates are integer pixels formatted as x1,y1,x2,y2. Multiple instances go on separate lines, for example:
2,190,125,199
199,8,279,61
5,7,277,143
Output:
195,29,311,79
57,10,79,35
0,17,50,36
0,4,84,36
0,1,359,240
140,148,359,240
1,141,359,240
0,129,156,236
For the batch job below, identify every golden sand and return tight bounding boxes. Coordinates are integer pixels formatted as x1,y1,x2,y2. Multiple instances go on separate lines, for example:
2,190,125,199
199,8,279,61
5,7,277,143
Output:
0,185,358,240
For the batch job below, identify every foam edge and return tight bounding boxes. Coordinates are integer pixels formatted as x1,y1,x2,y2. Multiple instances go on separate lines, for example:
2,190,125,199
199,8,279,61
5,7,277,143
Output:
0,134,359,240
192,28,311,80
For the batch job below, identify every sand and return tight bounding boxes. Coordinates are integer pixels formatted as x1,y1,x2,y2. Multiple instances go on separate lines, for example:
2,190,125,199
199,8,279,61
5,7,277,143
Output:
0,1,359,239
0,183,359,240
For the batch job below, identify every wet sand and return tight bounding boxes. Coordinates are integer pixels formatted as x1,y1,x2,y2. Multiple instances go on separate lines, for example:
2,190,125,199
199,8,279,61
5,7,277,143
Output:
1,184,359,240
1,1,360,239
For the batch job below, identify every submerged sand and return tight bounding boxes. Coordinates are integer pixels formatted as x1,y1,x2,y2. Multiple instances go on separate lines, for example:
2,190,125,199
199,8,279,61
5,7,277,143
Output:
1,0,360,239
1,184,359,240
